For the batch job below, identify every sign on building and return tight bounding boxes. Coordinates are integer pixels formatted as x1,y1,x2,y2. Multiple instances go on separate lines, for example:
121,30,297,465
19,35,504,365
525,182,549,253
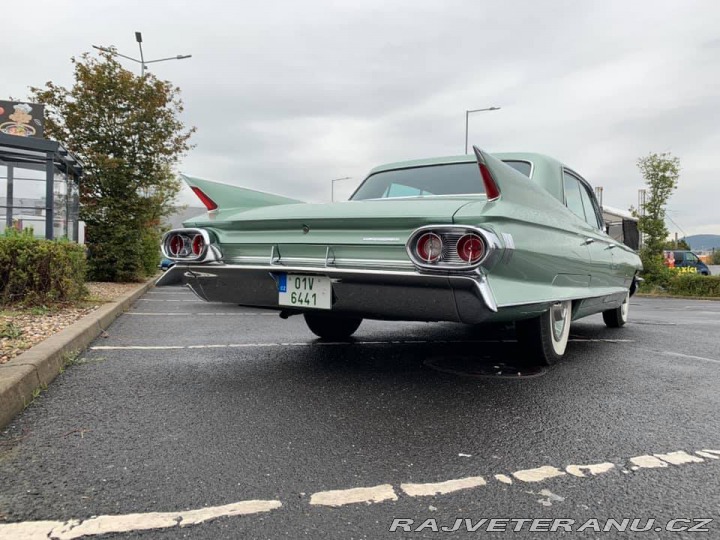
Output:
0,100,45,138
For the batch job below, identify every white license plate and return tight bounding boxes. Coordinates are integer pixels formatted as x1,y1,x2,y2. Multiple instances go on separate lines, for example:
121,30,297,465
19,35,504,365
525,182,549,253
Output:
277,274,332,310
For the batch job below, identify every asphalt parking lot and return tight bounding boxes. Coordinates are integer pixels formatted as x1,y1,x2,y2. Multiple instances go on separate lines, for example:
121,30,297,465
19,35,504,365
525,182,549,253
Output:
1,286,719,539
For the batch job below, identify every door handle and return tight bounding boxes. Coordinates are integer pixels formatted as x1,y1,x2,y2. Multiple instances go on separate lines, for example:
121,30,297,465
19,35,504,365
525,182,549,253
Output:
605,244,617,250
583,238,595,245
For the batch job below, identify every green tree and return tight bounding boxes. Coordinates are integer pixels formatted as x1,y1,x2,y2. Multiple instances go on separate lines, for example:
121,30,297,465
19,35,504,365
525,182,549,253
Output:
30,51,194,281
662,238,690,250
636,152,680,278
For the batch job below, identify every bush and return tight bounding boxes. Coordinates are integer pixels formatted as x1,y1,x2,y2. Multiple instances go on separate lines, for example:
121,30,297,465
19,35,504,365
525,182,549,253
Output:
665,274,720,297
713,250,720,265
0,229,87,305
84,221,159,282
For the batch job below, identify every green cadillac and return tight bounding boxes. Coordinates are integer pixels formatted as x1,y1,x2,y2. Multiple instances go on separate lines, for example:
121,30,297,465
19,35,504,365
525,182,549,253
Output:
158,147,642,365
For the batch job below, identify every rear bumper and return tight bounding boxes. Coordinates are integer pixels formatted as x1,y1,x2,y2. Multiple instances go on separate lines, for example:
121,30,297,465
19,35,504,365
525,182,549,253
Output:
157,263,499,324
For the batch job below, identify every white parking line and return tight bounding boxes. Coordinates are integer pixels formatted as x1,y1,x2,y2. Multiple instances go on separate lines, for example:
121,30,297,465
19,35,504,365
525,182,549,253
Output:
125,312,278,316
511,466,566,483
0,500,281,540
3,448,717,538
565,462,615,477
89,338,633,351
633,347,720,364
309,484,397,507
136,299,200,302
401,476,486,497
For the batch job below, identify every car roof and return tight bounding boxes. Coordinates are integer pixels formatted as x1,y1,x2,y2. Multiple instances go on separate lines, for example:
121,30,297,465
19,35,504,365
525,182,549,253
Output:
368,152,566,175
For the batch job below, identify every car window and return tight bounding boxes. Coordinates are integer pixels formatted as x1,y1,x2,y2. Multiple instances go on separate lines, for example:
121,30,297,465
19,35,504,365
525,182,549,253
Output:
502,160,532,177
564,170,602,229
674,252,685,262
685,252,698,263
578,181,602,229
352,163,484,200
383,183,431,197
563,172,586,222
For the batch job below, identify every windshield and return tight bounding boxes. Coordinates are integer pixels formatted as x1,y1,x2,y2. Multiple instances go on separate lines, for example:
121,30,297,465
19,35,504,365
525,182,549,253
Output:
351,163,485,200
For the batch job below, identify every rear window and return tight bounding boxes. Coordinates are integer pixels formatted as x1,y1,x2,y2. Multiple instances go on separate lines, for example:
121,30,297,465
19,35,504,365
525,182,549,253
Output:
503,160,532,177
351,163,485,200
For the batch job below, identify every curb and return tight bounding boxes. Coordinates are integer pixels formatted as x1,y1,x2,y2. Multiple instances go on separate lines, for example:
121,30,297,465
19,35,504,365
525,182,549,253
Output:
0,278,156,430
635,293,720,301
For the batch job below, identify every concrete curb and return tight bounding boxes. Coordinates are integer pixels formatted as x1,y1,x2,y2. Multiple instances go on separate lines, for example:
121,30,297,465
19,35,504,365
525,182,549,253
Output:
0,278,155,430
635,293,720,301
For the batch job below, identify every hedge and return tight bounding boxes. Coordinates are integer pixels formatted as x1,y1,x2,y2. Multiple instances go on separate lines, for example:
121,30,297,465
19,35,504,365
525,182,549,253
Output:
0,229,86,305
664,274,720,298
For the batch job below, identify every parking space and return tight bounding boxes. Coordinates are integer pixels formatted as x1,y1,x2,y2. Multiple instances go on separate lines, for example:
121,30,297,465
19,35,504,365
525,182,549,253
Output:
1,287,719,538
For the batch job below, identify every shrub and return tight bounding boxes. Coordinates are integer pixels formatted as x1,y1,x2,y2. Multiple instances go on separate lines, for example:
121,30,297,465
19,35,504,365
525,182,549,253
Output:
713,250,720,265
0,229,87,305
665,274,720,297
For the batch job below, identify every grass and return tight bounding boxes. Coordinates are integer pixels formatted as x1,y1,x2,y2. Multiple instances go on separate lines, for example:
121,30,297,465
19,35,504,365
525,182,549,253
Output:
0,321,23,340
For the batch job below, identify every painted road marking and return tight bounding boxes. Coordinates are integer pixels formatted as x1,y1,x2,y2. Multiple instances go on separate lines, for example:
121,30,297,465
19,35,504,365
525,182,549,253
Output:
400,476,486,497
633,347,720,364
0,500,281,540
2,448,718,539
125,312,278,316
654,451,704,465
512,465,566,483
136,299,201,302
309,484,397,507
90,338,633,351
565,462,615,477
629,455,668,469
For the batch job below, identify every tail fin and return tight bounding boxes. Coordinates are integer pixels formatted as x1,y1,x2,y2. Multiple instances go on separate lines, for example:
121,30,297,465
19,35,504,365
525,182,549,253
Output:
472,146,551,204
181,174,304,212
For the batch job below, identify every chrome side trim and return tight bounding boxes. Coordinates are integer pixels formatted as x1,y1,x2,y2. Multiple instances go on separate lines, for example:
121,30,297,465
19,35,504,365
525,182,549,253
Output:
226,256,414,270
475,275,498,312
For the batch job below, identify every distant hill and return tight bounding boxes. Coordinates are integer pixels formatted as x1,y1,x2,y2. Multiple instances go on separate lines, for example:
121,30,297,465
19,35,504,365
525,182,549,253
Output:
684,234,720,250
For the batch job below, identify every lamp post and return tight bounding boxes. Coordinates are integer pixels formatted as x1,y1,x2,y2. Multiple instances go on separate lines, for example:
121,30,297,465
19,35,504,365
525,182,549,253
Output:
464,106,500,154
330,176,352,202
92,32,192,76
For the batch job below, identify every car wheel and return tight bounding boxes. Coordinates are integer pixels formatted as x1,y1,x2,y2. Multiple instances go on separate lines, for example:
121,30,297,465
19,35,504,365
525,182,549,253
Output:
602,292,629,328
515,300,571,366
304,312,362,340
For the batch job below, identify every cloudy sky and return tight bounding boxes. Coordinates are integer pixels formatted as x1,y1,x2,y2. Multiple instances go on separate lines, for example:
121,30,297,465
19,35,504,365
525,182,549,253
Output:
5,0,719,236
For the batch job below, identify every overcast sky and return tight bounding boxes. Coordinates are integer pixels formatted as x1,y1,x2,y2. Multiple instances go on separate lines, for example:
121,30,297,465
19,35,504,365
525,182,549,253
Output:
4,0,719,236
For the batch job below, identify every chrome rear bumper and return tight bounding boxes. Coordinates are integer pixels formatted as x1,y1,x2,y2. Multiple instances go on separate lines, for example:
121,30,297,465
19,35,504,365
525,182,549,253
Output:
157,263,500,324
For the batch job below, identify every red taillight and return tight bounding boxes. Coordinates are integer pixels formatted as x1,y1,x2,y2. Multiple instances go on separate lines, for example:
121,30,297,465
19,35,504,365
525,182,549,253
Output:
479,163,501,201
169,234,183,256
456,234,485,263
191,234,205,256
191,187,218,211
416,232,443,263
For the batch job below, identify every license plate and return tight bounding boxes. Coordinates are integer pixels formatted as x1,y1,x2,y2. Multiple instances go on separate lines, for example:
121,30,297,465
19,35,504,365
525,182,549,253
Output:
277,274,332,310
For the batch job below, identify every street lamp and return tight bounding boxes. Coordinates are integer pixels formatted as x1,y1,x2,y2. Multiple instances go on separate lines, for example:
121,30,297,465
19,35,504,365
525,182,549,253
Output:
92,32,192,76
464,106,501,154
330,176,352,202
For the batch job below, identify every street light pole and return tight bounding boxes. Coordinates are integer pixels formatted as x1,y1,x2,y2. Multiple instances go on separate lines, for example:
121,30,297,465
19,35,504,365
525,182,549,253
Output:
464,106,501,154
331,176,352,202
92,32,192,76
135,32,146,76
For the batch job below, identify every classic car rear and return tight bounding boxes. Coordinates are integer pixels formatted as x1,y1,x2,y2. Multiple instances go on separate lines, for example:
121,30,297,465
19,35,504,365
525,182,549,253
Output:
158,147,642,365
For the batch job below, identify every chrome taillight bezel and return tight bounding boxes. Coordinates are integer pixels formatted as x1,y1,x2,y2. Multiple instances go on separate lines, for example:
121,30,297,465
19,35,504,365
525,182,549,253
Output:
162,228,220,262
406,225,501,271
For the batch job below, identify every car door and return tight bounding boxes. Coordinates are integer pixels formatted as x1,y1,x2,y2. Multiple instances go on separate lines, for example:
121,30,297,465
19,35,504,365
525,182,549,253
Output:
562,170,619,288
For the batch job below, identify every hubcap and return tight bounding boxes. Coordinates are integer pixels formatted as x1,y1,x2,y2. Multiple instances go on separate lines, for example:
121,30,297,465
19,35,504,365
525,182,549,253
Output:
551,302,568,342
621,294,629,320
